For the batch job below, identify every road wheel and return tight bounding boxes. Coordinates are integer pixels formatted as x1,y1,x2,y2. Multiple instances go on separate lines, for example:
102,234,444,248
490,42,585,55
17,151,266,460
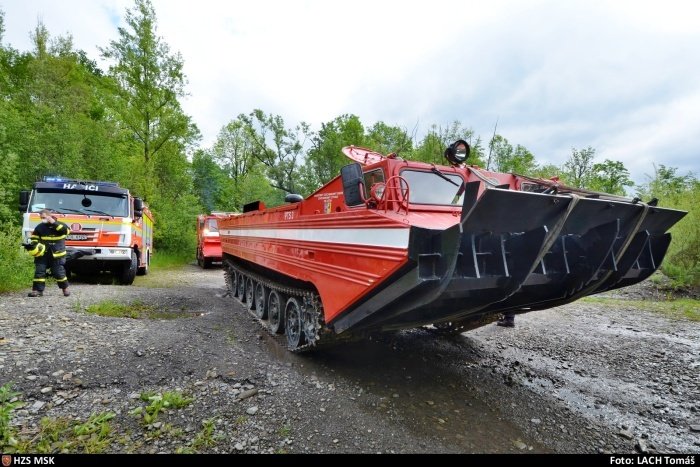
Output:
226,268,238,297
268,290,285,334
237,273,246,303
245,277,256,311
253,282,267,319
285,297,304,349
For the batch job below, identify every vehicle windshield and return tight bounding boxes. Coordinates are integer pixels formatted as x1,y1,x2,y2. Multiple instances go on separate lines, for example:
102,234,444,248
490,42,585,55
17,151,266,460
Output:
30,190,129,217
399,169,465,205
206,218,219,232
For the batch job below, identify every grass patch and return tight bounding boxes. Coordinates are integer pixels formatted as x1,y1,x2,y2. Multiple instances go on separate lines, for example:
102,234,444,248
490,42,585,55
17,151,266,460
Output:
6,408,116,454
175,418,224,454
0,225,36,293
78,299,183,319
129,391,194,425
1,383,22,450
190,418,217,451
150,251,194,270
582,296,700,321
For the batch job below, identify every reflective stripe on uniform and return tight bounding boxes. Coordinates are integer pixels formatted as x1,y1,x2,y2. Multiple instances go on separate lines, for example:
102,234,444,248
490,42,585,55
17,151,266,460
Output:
40,235,68,241
56,278,68,282
33,279,46,282
55,224,64,231
52,251,67,258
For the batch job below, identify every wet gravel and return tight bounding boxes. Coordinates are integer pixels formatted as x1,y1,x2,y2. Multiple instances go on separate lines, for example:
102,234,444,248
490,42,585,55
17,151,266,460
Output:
0,265,698,453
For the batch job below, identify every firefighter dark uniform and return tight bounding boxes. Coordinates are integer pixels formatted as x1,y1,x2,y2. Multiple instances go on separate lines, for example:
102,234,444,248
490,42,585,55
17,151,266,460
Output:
26,218,71,296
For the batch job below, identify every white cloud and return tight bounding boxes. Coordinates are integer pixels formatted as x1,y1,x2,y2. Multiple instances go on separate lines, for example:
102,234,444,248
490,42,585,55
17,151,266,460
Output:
2,0,699,183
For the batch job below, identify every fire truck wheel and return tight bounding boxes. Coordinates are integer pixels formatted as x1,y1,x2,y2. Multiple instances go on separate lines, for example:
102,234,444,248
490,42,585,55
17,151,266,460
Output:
117,252,138,285
137,252,150,276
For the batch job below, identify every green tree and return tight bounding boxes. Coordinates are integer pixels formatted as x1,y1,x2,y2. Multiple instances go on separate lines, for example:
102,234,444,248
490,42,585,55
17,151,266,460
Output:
241,109,310,195
589,159,634,195
0,20,125,199
636,164,696,200
101,0,201,253
192,149,233,213
303,114,365,193
636,165,698,287
487,134,537,175
563,146,596,188
365,121,413,156
528,163,566,182
200,118,283,209
101,0,198,199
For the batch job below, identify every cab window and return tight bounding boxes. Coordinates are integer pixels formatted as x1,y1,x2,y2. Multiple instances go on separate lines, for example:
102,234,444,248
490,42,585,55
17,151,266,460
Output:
363,169,385,199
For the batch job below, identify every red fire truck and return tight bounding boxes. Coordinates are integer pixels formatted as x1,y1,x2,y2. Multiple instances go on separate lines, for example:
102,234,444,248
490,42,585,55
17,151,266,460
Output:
20,177,154,285
196,212,236,268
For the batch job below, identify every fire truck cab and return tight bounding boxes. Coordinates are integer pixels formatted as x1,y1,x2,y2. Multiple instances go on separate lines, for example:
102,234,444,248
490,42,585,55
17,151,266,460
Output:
196,212,236,268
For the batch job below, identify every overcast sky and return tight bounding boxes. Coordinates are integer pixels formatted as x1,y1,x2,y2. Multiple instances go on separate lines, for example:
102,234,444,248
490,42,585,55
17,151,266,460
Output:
2,0,699,183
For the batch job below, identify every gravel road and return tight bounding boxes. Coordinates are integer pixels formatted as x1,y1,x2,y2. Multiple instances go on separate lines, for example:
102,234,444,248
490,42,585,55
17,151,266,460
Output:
1,264,698,453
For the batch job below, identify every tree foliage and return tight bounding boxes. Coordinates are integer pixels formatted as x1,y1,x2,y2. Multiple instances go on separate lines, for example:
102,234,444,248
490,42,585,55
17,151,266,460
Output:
304,114,365,193
100,0,201,253
637,167,699,287
487,135,537,175
589,159,634,196
238,109,310,195
563,146,596,188
0,3,695,290
101,0,197,169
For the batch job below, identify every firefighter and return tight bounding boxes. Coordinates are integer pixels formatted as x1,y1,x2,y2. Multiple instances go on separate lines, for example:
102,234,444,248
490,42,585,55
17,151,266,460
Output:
24,209,71,297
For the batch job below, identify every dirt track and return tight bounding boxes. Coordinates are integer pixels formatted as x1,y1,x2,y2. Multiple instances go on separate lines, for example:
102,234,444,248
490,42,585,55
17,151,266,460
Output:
1,264,698,453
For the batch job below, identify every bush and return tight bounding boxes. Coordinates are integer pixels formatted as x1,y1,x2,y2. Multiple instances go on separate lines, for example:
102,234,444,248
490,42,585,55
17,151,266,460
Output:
659,183,700,288
0,224,34,293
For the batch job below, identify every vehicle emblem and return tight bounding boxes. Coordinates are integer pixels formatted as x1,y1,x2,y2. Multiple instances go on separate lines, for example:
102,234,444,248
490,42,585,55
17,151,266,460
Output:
71,223,82,231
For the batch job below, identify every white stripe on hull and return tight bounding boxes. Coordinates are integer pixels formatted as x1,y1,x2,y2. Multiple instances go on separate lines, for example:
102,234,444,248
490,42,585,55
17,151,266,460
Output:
221,228,410,249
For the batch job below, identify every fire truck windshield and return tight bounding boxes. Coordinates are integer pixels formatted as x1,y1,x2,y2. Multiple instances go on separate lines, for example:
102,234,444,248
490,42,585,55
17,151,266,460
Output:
399,169,465,205
30,190,129,217
206,218,219,232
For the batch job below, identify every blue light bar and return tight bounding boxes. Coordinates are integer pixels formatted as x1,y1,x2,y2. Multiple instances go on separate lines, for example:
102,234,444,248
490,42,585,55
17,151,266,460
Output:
41,176,120,187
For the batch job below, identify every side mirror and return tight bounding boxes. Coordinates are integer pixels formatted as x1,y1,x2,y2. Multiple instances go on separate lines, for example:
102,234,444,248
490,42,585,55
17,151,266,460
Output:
133,198,143,218
285,194,303,203
19,190,30,212
341,163,364,206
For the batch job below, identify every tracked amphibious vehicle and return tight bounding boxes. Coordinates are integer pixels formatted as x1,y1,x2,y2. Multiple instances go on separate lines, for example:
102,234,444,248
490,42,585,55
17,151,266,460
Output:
219,141,686,351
